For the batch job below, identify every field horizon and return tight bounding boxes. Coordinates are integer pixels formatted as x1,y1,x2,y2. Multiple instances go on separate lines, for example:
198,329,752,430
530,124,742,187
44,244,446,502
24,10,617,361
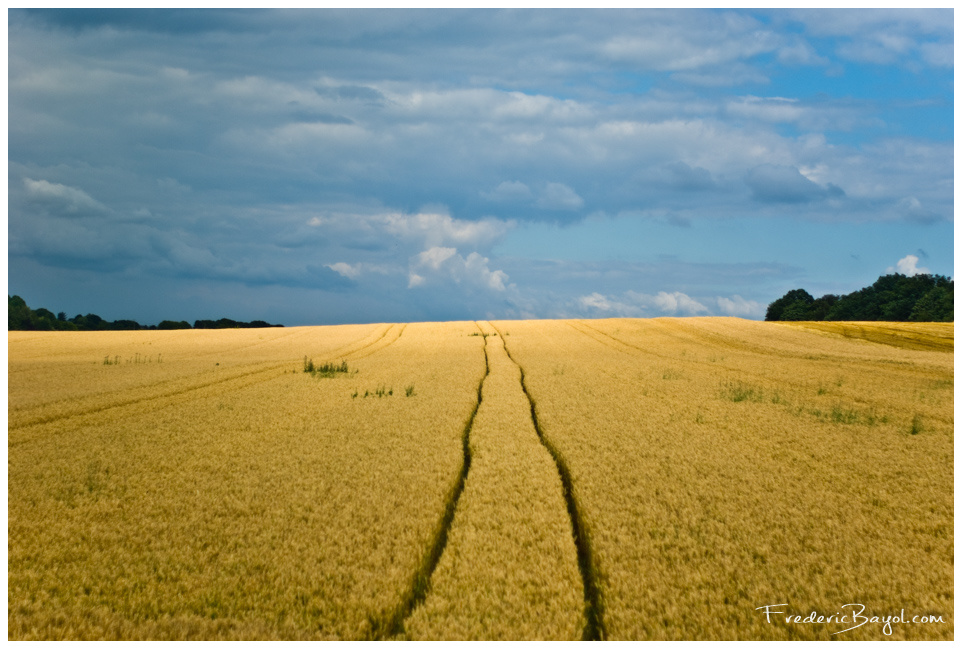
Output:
8,317,953,640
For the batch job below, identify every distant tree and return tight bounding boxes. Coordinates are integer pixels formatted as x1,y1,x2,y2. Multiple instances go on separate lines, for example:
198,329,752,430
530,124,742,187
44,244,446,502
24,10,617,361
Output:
769,273,953,323
31,308,57,331
9,295,32,330
910,285,954,322
157,320,191,330
765,289,814,321
808,294,839,320
84,313,106,330
110,319,143,331
8,295,283,331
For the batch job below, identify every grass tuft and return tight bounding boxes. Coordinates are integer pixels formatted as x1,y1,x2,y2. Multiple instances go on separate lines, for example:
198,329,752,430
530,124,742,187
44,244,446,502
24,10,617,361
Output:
910,414,923,435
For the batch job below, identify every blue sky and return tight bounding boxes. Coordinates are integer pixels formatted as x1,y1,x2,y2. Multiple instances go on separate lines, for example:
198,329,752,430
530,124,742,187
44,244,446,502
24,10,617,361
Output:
7,9,954,325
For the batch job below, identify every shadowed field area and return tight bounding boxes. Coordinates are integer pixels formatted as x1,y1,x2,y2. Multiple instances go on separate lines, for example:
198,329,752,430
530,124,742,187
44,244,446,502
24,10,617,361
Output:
8,319,953,640
775,321,954,352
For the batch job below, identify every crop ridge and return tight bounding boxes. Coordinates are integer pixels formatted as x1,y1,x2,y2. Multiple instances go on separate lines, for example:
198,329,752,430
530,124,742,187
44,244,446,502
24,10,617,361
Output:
492,322,606,641
382,322,489,638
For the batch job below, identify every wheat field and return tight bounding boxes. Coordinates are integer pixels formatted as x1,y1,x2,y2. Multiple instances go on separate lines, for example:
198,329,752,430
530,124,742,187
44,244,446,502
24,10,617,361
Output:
7,318,953,640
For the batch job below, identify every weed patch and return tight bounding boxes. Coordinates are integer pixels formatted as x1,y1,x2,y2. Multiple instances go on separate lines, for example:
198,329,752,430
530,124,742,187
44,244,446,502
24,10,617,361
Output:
359,385,393,398
103,353,161,365
303,357,351,378
721,381,763,403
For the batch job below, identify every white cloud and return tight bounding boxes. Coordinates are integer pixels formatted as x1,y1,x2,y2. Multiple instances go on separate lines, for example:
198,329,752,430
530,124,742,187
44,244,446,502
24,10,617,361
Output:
305,209,512,250
578,292,614,312
600,12,779,71
327,262,361,279
577,289,710,317
716,295,766,318
576,292,646,317
409,246,509,292
464,251,509,291
889,254,930,276
652,291,709,315
23,178,108,215
415,246,457,270
382,210,511,248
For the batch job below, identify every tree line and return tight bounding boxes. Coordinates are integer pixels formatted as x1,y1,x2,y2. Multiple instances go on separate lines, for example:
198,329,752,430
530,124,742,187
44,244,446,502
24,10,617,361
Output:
766,273,953,322
8,295,283,331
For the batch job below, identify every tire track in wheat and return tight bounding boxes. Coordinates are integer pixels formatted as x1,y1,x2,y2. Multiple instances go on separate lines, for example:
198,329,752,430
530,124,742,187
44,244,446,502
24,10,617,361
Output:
341,323,407,361
379,323,488,638
9,326,396,435
493,322,606,640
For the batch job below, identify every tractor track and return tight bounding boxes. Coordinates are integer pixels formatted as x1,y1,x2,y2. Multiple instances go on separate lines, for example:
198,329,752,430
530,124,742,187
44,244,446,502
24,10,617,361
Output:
566,320,951,423
492,322,607,641
9,323,408,437
380,322,488,639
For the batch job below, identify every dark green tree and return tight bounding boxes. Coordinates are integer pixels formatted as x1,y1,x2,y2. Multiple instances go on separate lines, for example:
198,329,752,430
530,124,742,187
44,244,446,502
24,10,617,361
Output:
765,289,814,321
158,320,191,330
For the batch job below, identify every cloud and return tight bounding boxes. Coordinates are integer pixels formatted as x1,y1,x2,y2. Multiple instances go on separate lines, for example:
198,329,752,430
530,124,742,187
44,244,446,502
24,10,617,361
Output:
895,196,941,224
650,291,710,315
482,180,533,202
576,289,709,317
484,180,586,213
306,209,513,251
716,295,766,318
744,164,845,204
578,292,616,312
599,11,780,71
658,161,716,191
414,246,457,271
6,10,953,325
888,254,930,277
409,246,509,292
327,262,361,279
381,210,512,249
23,178,109,215
536,182,584,211
783,9,952,68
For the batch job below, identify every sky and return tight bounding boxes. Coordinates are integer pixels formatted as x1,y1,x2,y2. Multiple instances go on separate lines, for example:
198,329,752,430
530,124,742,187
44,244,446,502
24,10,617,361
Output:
7,8,955,326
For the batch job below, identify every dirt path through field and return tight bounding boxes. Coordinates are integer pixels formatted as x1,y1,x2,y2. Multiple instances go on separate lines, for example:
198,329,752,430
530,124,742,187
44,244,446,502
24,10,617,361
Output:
402,322,584,640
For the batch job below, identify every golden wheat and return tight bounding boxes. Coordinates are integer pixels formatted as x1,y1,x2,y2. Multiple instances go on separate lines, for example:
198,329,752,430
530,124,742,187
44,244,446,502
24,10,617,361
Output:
403,323,584,640
8,318,953,639
9,322,485,639
496,317,952,640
